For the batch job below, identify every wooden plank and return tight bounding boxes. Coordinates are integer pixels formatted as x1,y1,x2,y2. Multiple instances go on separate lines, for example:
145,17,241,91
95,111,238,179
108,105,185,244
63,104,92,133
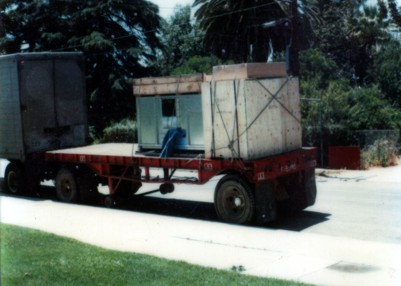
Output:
47,143,137,157
133,74,203,85
133,82,202,96
212,62,287,81
133,74,204,96
282,78,302,151
212,80,241,158
201,82,213,159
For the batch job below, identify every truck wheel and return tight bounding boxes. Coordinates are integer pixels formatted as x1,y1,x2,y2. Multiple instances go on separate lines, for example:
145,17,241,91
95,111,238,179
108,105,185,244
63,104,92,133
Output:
78,176,100,204
4,162,26,195
104,195,118,208
56,169,79,203
214,175,255,224
114,167,142,198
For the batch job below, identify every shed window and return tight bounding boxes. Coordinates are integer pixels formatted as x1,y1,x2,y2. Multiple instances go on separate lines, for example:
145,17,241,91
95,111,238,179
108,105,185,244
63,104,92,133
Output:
162,98,176,117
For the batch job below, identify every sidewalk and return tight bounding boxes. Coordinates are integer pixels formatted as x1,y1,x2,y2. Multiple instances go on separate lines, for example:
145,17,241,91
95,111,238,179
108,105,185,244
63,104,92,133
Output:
1,195,400,286
316,158,401,184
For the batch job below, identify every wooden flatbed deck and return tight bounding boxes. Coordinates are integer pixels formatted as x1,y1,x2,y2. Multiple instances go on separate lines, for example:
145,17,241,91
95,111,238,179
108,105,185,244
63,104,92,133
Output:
47,143,139,157
45,143,317,186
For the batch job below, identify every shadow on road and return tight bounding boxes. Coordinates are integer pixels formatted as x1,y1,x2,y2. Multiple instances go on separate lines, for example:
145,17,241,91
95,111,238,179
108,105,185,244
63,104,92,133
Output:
270,211,331,232
0,179,330,232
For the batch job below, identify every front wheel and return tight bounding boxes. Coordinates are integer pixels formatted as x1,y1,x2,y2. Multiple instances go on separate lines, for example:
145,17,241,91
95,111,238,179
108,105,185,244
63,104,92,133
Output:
214,175,255,224
4,162,26,195
56,168,79,203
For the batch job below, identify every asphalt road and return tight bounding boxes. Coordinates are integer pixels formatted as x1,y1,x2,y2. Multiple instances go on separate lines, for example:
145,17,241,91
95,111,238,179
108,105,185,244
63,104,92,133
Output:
1,159,401,285
1,157,401,243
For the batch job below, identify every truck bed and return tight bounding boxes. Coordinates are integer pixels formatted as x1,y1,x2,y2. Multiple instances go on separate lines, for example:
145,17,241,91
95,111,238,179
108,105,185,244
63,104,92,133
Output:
47,143,138,157
45,143,317,185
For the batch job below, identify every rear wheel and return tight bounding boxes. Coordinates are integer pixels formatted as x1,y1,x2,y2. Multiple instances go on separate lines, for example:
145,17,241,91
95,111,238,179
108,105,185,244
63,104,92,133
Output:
214,175,255,224
277,171,316,215
112,167,142,205
4,162,26,195
78,176,100,204
56,168,79,203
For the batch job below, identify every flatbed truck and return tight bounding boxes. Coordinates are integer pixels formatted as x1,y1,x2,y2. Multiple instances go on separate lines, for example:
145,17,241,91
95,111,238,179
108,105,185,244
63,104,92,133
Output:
1,53,317,225
44,143,316,224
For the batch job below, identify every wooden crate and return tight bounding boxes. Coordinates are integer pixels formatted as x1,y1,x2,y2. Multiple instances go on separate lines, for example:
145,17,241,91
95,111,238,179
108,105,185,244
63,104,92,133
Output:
202,77,302,160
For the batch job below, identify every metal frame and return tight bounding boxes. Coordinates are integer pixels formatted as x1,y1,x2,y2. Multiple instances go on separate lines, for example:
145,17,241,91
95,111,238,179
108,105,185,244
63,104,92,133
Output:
45,147,317,195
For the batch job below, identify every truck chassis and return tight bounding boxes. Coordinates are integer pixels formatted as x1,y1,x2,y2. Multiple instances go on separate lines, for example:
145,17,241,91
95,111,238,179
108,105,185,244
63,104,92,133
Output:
36,143,318,225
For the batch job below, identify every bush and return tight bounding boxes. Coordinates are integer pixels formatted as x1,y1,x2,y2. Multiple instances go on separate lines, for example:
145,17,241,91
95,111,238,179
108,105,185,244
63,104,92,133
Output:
360,138,398,169
102,119,137,143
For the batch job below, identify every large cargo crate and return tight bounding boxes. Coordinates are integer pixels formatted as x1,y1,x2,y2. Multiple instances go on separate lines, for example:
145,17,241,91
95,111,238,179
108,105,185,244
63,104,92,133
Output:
0,52,87,161
202,76,302,160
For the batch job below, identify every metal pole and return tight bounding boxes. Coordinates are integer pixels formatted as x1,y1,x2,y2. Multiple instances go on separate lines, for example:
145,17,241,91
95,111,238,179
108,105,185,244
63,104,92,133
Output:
301,98,323,167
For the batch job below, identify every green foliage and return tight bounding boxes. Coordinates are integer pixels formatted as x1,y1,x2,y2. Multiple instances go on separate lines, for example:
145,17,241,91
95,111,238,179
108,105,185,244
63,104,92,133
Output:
0,0,163,136
348,86,401,130
155,5,206,76
299,49,338,88
300,51,401,148
1,224,306,286
361,138,399,168
312,0,391,84
172,55,228,75
387,0,401,27
102,118,137,143
370,40,401,107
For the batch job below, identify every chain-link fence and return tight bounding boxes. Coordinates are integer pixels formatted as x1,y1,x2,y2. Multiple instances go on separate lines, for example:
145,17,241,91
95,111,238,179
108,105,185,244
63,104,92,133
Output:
302,128,400,167
353,130,400,149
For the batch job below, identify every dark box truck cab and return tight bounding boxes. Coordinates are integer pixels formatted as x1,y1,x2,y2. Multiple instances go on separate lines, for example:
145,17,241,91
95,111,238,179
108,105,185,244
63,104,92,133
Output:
0,52,87,193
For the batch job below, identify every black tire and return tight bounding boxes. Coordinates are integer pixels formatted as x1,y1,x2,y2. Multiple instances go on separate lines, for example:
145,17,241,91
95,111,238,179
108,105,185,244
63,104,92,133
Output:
214,175,255,224
114,166,142,198
56,168,79,203
4,162,26,195
304,170,317,207
78,176,100,204
277,171,316,215
104,195,118,208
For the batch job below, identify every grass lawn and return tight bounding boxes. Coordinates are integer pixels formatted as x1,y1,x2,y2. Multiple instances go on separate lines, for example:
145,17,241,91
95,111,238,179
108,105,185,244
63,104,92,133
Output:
0,223,309,286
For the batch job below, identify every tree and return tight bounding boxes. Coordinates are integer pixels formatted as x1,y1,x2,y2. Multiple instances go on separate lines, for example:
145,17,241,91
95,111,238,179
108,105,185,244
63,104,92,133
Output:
155,5,206,76
347,4,391,84
193,0,320,63
312,0,392,85
370,40,401,107
348,85,401,130
387,0,401,27
299,48,338,88
171,55,228,75
0,0,163,135
300,48,401,149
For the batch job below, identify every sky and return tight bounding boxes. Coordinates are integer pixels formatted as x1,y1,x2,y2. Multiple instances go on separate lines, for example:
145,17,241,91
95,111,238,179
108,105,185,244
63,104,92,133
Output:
149,0,194,19
149,0,401,19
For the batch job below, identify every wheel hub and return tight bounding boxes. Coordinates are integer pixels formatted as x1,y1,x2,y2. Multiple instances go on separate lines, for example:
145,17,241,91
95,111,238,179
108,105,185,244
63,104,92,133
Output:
233,197,242,207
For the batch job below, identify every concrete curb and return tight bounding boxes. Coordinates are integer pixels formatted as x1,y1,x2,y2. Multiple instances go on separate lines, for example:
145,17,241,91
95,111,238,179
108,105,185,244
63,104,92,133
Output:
1,195,400,286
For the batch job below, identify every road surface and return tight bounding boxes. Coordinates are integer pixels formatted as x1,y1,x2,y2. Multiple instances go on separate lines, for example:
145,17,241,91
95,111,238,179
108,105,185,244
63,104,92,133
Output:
1,159,401,285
